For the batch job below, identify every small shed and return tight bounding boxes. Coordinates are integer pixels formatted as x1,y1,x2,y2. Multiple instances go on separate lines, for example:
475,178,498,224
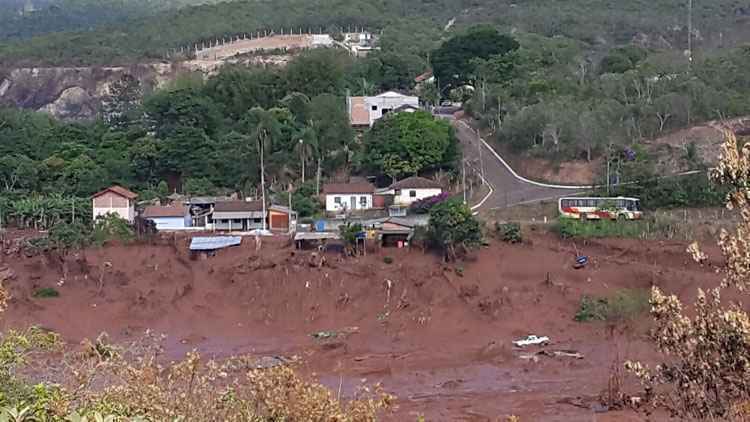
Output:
268,205,296,232
379,218,416,247
141,205,191,231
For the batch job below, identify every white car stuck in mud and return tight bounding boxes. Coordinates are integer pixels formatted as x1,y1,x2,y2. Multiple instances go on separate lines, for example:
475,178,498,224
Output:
513,335,550,347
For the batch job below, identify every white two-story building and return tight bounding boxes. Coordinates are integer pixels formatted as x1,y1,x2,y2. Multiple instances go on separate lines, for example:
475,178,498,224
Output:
347,91,420,128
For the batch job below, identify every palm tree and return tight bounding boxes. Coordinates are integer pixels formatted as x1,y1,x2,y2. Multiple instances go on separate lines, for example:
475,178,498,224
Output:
294,127,318,184
243,108,281,231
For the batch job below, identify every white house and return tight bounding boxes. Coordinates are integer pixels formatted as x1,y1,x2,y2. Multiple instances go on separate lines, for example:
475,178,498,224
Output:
91,185,138,223
384,176,443,206
323,182,375,212
347,91,420,127
141,205,191,231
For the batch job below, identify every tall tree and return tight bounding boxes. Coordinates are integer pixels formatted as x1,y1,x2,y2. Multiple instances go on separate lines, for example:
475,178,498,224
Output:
360,111,457,181
430,25,520,88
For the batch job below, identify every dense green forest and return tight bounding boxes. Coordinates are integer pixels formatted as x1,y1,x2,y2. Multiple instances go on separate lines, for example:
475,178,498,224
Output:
0,0,216,40
0,0,748,66
0,47,459,224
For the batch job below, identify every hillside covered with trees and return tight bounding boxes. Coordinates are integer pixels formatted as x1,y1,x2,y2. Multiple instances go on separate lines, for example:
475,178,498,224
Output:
0,47,459,227
0,0,217,40
1,0,749,66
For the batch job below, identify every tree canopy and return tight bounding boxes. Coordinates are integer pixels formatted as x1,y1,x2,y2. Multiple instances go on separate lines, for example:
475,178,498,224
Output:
430,25,520,88
427,198,482,261
359,111,458,182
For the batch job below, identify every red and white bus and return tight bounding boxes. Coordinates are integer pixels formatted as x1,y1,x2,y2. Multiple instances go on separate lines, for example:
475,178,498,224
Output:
558,197,643,221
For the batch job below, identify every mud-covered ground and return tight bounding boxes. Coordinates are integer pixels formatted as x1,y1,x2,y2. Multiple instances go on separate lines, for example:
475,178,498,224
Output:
0,232,725,421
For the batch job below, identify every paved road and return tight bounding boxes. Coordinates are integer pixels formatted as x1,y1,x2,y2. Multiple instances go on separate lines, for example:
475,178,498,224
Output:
450,119,590,210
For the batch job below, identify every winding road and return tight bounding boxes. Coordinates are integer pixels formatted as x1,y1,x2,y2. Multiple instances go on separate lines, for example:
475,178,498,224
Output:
449,118,591,211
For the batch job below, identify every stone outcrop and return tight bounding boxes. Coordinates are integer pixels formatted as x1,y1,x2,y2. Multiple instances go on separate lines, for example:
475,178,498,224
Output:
0,63,185,120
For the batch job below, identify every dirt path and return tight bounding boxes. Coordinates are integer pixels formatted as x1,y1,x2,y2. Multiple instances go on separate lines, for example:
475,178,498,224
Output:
0,234,721,420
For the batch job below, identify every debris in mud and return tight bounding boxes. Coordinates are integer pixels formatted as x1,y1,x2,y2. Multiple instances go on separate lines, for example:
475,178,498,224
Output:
252,355,293,369
519,353,539,363
310,326,359,340
537,350,584,359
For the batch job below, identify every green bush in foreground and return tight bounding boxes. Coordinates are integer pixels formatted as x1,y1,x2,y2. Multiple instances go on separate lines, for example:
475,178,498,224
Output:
495,222,522,243
33,288,59,299
574,289,650,323
555,218,647,239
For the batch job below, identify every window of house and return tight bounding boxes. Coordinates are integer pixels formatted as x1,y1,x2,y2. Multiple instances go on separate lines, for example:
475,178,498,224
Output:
253,218,262,223
232,219,243,224
394,189,402,195
334,197,341,204
360,196,367,207
371,105,377,111
382,108,392,115
409,190,417,198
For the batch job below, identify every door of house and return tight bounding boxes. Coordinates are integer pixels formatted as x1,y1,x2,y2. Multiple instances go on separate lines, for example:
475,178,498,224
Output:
350,196,357,210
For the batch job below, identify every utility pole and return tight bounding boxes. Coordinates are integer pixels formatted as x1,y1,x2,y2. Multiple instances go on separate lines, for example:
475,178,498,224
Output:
687,0,693,125
478,134,485,184
316,157,322,196
299,139,305,183
259,131,267,232
462,159,467,205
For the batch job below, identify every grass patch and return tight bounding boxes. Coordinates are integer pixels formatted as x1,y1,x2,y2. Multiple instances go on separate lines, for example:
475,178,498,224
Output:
555,218,648,239
33,287,60,298
574,289,649,323
383,256,394,264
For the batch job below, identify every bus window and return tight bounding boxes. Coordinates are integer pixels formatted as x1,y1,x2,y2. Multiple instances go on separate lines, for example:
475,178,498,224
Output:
617,199,625,208
561,199,572,208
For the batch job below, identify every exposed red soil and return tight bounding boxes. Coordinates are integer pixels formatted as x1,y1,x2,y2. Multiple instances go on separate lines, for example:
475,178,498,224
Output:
0,232,727,421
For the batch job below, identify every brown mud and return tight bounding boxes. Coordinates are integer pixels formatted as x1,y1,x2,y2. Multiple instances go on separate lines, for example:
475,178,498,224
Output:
0,232,724,421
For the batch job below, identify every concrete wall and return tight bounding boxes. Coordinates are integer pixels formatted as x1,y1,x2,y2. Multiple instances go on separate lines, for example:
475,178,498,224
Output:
214,219,264,231
393,188,443,206
148,216,191,231
325,194,373,212
364,95,419,126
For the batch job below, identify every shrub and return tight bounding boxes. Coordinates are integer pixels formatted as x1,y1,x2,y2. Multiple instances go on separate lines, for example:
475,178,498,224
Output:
574,295,609,322
383,256,394,264
49,221,90,250
410,192,450,214
495,222,522,243
428,199,482,261
574,289,650,322
92,213,135,246
554,218,646,239
33,288,59,299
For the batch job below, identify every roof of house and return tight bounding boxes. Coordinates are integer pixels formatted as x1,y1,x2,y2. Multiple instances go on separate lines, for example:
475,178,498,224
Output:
142,205,189,218
189,236,242,251
269,204,294,214
389,176,443,190
214,200,264,212
375,91,410,98
92,185,138,200
348,96,370,126
186,196,231,205
393,104,420,113
414,70,433,83
323,182,375,195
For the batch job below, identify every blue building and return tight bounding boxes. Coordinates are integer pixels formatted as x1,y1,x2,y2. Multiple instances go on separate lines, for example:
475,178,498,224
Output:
141,205,192,231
